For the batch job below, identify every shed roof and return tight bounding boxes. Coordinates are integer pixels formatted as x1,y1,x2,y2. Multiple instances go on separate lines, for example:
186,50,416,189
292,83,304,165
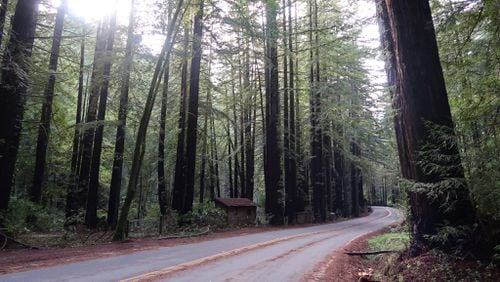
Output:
214,198,256,207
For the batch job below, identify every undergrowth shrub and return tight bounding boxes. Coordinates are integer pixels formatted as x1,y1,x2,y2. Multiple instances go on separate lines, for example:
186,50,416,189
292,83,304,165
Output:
187,202,227,229
0,197,64,235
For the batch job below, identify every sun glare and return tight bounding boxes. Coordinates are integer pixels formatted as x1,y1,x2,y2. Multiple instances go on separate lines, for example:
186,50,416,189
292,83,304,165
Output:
51,0,131,22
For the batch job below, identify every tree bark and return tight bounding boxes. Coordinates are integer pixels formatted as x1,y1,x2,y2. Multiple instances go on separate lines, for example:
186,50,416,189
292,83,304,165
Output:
0,0,39,210
243,43,254,200
282,0,292,221
75,21,107,216
172,26,190,213
380,0,475,253
199,132,207,203
231,68,239,198
264,0,283,225
157,40,171,216
31,0,68,203
309,0,325,222
182,0,205,214
108,1,135,228
199,87,210,203
286,0,297,222
66,27,86,219
350,142,360,217
85,11,117,228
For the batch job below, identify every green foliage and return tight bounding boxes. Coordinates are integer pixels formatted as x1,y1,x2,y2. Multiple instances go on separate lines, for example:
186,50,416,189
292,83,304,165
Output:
432,0,500,222
0,198,64,235
368,231,410,252
187,202,227,229
427,224,472,247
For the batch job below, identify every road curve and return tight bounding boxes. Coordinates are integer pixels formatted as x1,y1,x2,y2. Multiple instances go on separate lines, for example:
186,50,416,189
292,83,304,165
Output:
0,207,401,282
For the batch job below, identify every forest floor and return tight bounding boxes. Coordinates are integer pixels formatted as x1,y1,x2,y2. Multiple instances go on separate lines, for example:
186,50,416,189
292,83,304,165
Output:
317,222,500,282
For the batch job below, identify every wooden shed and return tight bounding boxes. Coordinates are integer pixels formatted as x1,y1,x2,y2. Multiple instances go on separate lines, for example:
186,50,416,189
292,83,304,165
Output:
214,198,257,225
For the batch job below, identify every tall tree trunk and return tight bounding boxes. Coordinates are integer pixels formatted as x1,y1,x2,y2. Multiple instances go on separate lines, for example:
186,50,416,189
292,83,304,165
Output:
282,0,292,221
66,27,87,219
332,122,344,215
157,28,171,217
113,0,183,240
85,11,117,228
323,133,333,213
380,0,475,254
209,108,221,199
108,1,135,228
309,0,325,222
243,43,254,200
256,61,267,198
343,157,352,217
76,21,107,216
264,0,283,225
350,142,360,217
31,0,68,203
199,54,212,203
286,0,297,221
231,69,239,198
199,113,208,203
206,60,220,198
293,0,305,212
172,26,190,213
182,0,205,214
226,114,234,198
237,44,246,199
0,0,39,211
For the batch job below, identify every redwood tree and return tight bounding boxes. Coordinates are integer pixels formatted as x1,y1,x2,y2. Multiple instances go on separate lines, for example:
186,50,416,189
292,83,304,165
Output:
379,0,475,254
32,0,68,203
0,0,39,210
181,0,205,214
264,0,283,225
108,1,135,228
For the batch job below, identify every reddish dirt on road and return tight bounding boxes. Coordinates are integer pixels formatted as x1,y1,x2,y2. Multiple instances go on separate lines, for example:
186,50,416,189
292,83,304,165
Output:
0,217,349,276
0,226,284,275
306,225,397,281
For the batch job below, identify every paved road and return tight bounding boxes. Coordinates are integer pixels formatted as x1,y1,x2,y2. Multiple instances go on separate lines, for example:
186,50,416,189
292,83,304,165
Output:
0,207,401,282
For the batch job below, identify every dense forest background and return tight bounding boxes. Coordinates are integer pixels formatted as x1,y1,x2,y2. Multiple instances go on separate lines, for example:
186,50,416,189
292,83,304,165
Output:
0,0,498,255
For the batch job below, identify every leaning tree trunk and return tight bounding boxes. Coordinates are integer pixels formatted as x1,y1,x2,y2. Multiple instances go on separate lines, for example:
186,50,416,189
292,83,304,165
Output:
0,0,39,211
379,0,475,254
31,0,68,203
108,1,135,228
113,0,184,241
